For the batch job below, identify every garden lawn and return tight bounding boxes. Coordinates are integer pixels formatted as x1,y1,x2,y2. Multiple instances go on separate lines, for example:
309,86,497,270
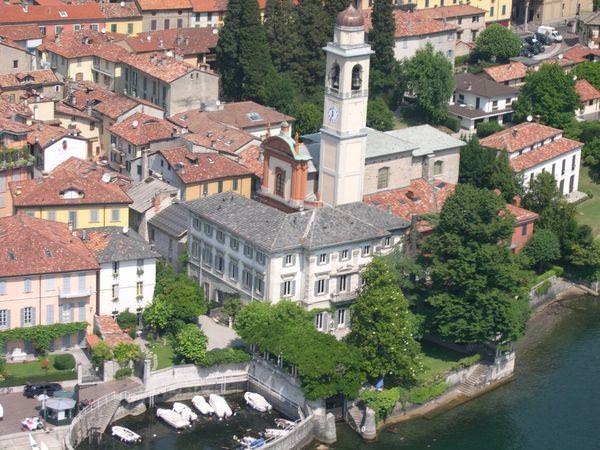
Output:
576,167,600,237
6,354,73,378
147,340,175,369
418,341,475,383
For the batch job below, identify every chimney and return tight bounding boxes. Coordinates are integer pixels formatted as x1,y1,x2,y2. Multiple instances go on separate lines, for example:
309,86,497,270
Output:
466,82,472,91
534,114,541,123
281,121,291,136
81,229,88,241
513,195,522,207
153,194,161,212
512,128,518,138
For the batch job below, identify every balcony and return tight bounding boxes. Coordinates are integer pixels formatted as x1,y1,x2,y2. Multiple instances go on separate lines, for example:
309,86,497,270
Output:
58,288,93,299
329,291,357,304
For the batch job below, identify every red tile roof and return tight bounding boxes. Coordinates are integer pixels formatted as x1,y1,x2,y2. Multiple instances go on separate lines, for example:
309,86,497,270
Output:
506,203,539,223
364,9,457,38
0,214,99,277
26,122,85,148
99,2,141,19
0,117,30,134
110,112,176,146
412,4,486,19
0,24,44,40
0,4,106,25
204,101,293,130
510,137,582,172
135,0,191,11
562,44,600,61
0,96,32,119
41,29,128,62
190,0,228,12
66,82,139,120
95,315,133,347
119,52,208,83
10,157,132,207
237,145,263,179
575,79,600,102
483,62,528,83
0,70,60,90
124,27,218,55
480,122,562,153
158,146,253,184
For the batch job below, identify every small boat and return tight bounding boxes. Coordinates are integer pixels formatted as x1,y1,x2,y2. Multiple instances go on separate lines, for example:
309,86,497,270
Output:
274,418,295,429
264,428,289,439
172,402,198,422
28,434,39,450
21,417,43,431
156,408,190,429
192,395,214,415
111,426,142,444
244,392,272,413
209,394,232,419
234,436,266,448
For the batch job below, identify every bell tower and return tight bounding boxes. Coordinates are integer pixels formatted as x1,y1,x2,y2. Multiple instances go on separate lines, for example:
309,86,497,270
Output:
319,3,373,207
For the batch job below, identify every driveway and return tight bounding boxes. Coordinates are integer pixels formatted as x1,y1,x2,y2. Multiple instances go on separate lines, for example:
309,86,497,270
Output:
198,315,242,350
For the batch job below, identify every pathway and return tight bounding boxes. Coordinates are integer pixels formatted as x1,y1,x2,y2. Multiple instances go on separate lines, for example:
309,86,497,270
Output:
197,315,242,350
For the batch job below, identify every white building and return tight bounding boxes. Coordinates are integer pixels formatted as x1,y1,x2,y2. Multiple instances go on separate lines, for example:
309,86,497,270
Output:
29,124,88,174
449,72,519,132
81,227,159,319
575,79,600,122
185,193,408,334
480,122,583,196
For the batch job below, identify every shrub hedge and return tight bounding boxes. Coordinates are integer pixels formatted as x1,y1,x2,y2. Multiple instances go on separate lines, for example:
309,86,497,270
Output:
115,367,133,380
53,354,75,371
201,347,251,367
0,370,75,388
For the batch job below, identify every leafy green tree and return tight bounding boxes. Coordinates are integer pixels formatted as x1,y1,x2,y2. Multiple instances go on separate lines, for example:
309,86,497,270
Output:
224,299,243,323
215,0,243,100
174,324,208,365
573,61,600,90
112,342,141,366
91,342,113,367
287,100,322,136
367,97,395,131
423,185,531,344
347,259,423,383
143,295,175,334
523,229,561,273
155,263,207,326
513,64,580,129
264,0,302,76
402,44,454,123
474,24,521,62
489,151,523,203
476,121,504,138
116,309,137,330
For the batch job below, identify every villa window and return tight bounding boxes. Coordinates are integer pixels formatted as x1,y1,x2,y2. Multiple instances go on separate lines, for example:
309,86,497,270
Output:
377,167,389,190
315,312,324,330
340,249,349,261
0,309,8,328
110,209,120,222
572,154,577,171
243,245,254,259
362,244,371,256
318,253,328,265
283,254,295,267
23,277,32,293
315,278,328,296
204,223,213,237
255,275,264,297
23,306,34,326
275,168,285,197
338,274,349,292
337,308,346,327
281,280,295,297
256,251,266,265
230,238,239,251
434,160,443,176
229,260,239,280
0,280,6,295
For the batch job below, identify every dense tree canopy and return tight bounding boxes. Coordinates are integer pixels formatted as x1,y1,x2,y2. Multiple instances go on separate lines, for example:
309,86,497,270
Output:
523,229,561,273
474,24,521,62
402,44,454,123
346,259,423,384
423,185,531,344
174,324,209,365
367,98,395,131
513,64,580,129
264,0,302,78
235,301,365,400
573,61,600,90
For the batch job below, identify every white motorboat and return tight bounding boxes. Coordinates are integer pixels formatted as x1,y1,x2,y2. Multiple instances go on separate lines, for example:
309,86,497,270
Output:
172,402,198,422
274,418,295,429
111,426,142,444
244,392,272,413
156,408,190,429
209,394,233,419
234,436,266,448
192,395,214,415
264,428,289,439
28,434,39,450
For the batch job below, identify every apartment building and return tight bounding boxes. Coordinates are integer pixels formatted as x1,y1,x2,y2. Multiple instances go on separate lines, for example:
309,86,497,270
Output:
575,79,600,121
483,62,529,87
135,0,192,31
148,202,188,270
0,118,32,218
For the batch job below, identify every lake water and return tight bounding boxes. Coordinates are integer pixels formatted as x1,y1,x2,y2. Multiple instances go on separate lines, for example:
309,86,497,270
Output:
331,296,600,450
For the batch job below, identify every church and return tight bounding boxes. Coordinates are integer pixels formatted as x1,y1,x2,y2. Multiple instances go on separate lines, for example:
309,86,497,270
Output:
257,4,464,218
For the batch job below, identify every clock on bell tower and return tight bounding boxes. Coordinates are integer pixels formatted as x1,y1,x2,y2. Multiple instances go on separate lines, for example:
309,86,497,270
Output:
318,3,373,207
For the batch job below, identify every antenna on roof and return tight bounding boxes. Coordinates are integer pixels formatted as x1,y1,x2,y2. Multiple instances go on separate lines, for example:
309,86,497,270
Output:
526,115,533,122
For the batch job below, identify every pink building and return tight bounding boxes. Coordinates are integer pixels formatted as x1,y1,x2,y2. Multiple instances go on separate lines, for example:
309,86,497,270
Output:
0,214,99,355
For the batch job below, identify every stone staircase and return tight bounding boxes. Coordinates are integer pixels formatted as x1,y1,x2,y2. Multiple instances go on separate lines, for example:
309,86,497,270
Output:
345,404,365,431
457,364,488,397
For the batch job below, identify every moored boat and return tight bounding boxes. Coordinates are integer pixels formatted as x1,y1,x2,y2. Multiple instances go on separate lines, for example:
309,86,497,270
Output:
244,392,272,413
234,435,266,448
172,402,198,422
209,394,233,419
274,418,295,429
192,395,214,415
264,428,289,439
156,408,190,429
111,426,142,444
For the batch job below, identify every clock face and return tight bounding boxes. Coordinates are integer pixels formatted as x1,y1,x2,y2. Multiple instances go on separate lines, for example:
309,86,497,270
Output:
327,107,339,123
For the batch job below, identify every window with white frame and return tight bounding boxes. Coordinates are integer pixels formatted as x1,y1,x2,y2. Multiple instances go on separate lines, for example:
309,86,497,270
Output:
215,253,225,273
202,245,213,267
255,275,264,297
315,278,328,295
60,304,70,323
112,261,119,276
256,251,266,265
136,281,143,297
283,254,294,266
216,229,225,243
242,268,253,289
230,238,239,251
204,223,213,236
338,274,349,292
337,308,346,327
315,312,324,330
340,249,349,261
243,245,254,259
110,209,120,222
281,280,294,297
193,218,201,230
0,309,8,328
0,280,6,295
23,306,33,326
112,284,119,299
383,236,391,247
362,245,371,256
318,253,328,265
89,209,99,223
23,277,32,293
229,259,239,280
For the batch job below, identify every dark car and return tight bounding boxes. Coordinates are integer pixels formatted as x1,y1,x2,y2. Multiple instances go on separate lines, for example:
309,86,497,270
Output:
23,382,62,398
535,32,552,45
520,48,533,58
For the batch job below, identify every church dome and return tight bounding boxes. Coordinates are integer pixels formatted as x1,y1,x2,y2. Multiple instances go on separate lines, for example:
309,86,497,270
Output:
336,4,364,27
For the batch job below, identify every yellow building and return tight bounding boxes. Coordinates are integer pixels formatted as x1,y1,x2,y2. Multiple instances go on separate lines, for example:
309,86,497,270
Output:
154,147,254,201
102,2,144,36
361,0,511,25
9,157,131,229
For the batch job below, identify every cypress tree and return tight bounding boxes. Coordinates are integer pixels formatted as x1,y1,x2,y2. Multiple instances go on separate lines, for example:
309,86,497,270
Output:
369,0,396,74
215,0,243,100
264,0,302,77
324,0,350,27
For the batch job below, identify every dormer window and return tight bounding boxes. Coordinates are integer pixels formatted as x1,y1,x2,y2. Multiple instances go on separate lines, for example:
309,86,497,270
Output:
61,189,84,200
330,63,340,91
351,64,362,91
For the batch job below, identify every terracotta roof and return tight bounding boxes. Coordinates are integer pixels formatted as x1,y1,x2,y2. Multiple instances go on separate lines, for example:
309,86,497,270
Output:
0,214,99,278
158,146,253,184
363,178,456,222
119,52,208,83
190,0,228,12
237,145,263,179
135,0,191,11
480,122,562,153
506,203,539,223
575,79,600,102
412,4,486,19
41,29,128,62
124,27,218,55
0,24,44,40
0,4,106,25
483,62,528,83
26,123,85,148
85,334,101,349
455,72,519,97
0,117,30,134
510,137,582,172
95,315,133,347
110,112,176,146
66,81,139,120
0,96,32,119
56,101,94,120
0,37,27,52
10,157,132,207
364,9,457,38
0,70,60,90
562,44,600,61
99,2,141,18
205,101,293,130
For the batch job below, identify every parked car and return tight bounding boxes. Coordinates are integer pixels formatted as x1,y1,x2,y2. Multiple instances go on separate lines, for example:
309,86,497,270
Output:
535,32,552,46
23,382,62,398
520,47,534,58
537,25,563,42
